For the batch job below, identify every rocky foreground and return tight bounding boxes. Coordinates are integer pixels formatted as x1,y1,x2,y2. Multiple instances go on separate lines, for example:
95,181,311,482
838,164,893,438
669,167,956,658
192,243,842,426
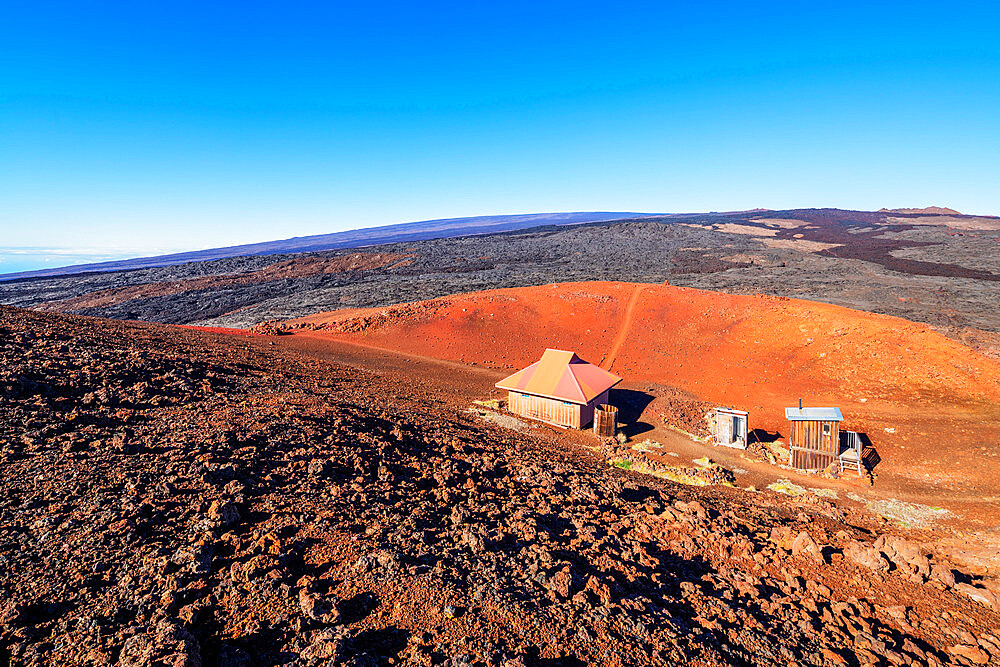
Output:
1,307,999,667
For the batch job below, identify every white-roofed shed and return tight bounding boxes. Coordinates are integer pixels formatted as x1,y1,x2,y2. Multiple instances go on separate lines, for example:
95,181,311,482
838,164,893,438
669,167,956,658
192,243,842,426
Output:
785,407,843,422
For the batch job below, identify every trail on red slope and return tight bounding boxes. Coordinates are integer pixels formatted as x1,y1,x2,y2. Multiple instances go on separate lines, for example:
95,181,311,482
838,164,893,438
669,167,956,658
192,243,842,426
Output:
601,283,645,370
282,281,1000,495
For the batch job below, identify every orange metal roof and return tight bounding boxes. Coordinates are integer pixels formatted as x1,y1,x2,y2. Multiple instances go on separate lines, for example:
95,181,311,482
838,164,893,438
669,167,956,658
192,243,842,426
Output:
495,349,622,405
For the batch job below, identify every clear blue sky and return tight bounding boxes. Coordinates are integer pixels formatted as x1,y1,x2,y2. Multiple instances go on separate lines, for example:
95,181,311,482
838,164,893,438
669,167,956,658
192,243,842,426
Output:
2,1,999,273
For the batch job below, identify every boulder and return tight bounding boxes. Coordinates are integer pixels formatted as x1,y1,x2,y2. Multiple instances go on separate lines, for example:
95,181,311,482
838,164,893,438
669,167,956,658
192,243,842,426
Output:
947,644,990,665
791,531,824,562
954,583,998,609
207,501,240,527
930,562,956,587
843,541,890,571
548,566,573,599
0,598,25,627
769,526,797,551
300,628,347,664
874,535,925,571
299,589,341,624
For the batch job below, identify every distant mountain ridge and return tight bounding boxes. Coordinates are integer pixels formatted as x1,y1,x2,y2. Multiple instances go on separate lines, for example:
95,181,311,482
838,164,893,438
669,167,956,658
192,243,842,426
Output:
0,212,659,281
879,206,962,215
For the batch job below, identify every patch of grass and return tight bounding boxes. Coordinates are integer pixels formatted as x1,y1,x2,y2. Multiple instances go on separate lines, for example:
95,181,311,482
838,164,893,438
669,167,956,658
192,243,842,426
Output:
767,478,808,497
656,468,713,486
607,457,734,487
864,498,951,528
632,439,662,453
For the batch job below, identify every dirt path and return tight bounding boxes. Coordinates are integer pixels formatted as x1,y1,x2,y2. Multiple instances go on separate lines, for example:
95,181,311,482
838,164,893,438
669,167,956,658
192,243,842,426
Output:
601,283,645,371
271,333,505,405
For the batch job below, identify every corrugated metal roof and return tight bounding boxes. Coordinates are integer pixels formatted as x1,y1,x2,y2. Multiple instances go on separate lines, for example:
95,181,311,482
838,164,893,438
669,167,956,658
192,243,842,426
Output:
495,349,622,405
784,407,843,421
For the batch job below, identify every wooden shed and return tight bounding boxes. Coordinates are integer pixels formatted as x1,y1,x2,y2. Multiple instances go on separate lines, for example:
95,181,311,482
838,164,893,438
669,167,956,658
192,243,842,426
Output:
495,349,622,429
713,407,748,449
785,406,843,470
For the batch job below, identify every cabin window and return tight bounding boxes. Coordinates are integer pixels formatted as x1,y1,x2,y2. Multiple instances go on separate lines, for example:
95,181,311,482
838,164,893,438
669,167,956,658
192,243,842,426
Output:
822,423,831,435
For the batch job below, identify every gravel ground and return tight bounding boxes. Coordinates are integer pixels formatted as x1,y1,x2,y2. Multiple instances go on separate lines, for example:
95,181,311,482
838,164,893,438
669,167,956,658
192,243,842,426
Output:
3,305,1000,666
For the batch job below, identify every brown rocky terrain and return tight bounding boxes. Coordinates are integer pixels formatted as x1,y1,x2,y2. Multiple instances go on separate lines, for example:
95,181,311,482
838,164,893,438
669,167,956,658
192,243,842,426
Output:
2,306,1000,666
33,254,413,315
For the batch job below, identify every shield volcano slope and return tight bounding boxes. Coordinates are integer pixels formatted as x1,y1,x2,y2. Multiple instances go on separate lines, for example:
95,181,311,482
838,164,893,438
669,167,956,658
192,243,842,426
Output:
281,281,1000,494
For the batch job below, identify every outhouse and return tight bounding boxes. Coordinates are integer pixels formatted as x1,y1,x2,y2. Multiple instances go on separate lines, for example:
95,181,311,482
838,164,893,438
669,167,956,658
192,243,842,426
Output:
713,408,749,448
785,405,843,470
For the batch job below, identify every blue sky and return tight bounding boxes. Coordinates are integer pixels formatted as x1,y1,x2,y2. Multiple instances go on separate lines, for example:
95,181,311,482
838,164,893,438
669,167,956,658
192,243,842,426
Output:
2,1,999,274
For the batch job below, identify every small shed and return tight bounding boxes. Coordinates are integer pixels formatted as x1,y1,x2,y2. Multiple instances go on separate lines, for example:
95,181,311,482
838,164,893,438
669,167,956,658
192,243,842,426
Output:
713,408,748,449
785,406,843,470
495,349,622,429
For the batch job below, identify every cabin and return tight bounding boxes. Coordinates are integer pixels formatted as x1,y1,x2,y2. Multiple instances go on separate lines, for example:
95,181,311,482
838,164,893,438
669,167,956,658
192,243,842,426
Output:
785,405,843,470
712,407,748,449
495,349,622,429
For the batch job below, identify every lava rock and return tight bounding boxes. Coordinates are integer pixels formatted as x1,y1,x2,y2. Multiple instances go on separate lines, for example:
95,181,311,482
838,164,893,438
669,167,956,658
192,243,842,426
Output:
299,589,341,624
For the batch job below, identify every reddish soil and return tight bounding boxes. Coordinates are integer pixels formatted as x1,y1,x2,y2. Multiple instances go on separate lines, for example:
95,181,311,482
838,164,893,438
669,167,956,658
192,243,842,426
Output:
8,305,1000,665
5,305,1000,666
278,281,1000,510
36,253,413,313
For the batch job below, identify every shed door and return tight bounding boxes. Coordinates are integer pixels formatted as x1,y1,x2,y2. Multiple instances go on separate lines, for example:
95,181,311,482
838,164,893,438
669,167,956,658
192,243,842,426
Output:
717,413,732,444
733,415,746,444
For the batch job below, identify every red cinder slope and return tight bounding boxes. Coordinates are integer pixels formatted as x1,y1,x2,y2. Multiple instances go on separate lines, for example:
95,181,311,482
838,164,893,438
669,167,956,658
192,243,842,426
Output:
283,281,1000,490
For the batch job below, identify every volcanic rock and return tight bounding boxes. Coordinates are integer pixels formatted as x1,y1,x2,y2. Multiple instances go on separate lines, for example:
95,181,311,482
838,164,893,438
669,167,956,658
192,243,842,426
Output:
843,541,890,571
299,589,341,625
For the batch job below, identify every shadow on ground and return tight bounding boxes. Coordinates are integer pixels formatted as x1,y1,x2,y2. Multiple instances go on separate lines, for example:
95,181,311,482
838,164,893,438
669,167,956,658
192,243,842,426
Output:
608,388,655,438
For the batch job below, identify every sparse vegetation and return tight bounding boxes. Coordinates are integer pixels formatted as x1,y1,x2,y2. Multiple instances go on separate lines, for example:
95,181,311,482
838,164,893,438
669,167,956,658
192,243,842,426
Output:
767,479,809,497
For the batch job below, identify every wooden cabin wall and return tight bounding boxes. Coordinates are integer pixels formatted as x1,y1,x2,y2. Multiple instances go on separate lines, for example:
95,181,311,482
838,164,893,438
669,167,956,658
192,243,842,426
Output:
789,420,840,453
790,448,836,470
789,419,840,470
507,391,582,428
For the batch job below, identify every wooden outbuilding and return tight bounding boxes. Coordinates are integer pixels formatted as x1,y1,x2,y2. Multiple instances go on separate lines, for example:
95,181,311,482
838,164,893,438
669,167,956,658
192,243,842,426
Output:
496,349,622,429
712,407,748,449
785,406,843,470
